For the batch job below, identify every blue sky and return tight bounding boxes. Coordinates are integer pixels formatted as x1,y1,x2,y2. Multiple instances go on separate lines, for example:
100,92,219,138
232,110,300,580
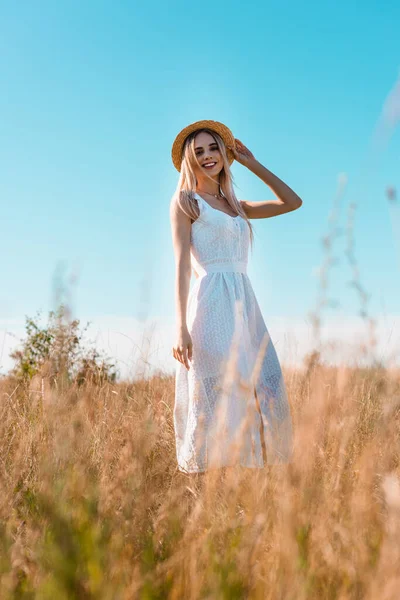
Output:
1,1,399,375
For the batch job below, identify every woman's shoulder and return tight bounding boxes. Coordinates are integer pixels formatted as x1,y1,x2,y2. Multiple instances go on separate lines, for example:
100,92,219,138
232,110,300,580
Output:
170,190,200,221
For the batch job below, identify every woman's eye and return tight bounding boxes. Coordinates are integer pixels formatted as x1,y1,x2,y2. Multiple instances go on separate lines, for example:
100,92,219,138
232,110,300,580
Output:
196,146,218,155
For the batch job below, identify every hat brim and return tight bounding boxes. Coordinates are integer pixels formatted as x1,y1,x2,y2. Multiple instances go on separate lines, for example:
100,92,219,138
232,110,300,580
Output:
171,119,236,172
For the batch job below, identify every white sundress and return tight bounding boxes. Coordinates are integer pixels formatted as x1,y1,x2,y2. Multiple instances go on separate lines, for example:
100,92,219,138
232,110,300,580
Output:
174,192,293,474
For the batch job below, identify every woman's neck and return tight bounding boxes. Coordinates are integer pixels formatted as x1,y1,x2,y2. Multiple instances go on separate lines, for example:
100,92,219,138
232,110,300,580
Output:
196,181,220,196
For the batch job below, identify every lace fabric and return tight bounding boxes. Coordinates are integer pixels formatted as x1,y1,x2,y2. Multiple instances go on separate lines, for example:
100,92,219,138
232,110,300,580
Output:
174,193,293,473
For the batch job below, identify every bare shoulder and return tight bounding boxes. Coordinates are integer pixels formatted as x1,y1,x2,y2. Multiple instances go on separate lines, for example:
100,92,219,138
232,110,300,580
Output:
170,193,193,230
170,191,198,225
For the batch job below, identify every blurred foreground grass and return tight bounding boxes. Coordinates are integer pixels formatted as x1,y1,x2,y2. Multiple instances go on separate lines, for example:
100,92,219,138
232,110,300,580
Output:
1,348,399,598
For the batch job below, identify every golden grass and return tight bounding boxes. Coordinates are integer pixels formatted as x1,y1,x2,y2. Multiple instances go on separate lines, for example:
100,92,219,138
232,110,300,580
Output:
0,338,399,597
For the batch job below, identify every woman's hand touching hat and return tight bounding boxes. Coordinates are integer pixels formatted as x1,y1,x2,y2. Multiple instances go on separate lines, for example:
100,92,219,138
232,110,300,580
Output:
227,138,256,168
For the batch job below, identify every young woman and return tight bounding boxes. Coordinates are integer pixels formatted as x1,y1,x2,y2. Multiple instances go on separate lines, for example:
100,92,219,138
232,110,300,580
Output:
170,119,302,474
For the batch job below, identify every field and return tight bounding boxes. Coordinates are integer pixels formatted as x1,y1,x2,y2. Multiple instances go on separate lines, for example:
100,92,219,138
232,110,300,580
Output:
1,341,399,598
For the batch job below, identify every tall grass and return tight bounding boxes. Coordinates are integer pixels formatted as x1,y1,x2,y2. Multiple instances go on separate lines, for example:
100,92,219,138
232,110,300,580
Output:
1,343,399,598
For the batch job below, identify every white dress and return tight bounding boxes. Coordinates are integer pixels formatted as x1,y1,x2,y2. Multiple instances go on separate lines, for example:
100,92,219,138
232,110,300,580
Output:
174,192,293,474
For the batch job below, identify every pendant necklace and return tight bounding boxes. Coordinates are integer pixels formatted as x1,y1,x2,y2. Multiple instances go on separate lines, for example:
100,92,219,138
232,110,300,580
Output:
196,188,225,201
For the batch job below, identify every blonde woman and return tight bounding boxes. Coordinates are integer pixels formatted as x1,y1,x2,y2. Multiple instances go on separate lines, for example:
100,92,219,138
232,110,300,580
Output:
170,120,302,475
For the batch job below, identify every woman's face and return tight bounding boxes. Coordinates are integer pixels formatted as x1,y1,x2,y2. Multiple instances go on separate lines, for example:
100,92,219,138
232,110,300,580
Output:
193,131,224,181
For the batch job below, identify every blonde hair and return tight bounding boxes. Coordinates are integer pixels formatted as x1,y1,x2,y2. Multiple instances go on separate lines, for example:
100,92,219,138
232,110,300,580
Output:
170,128,255,250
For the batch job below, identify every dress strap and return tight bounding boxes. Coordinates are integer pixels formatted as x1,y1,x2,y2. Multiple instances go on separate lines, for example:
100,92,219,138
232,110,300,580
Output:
193,192,204,207
193,192,207,221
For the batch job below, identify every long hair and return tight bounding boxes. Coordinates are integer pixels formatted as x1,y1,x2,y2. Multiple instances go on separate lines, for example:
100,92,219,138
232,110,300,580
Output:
170,128,255,250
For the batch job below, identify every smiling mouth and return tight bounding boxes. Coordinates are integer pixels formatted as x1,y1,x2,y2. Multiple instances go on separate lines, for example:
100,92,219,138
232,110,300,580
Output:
203,162,217,169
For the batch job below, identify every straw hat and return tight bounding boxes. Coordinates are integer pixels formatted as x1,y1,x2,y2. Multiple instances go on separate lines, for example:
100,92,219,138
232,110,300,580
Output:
171,119,236,172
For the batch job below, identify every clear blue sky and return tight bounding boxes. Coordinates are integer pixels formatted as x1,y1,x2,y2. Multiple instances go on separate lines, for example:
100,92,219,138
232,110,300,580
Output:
1,1,399,337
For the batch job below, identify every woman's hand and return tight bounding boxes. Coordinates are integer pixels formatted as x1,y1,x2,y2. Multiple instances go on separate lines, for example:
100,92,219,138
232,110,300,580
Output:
172,326,193,370
227,138,256,167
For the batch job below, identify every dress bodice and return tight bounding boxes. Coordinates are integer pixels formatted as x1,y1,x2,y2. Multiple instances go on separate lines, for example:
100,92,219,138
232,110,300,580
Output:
190,193,250,278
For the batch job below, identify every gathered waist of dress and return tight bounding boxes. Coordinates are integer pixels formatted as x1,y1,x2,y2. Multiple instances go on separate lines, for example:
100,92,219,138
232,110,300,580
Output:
193,261,248,278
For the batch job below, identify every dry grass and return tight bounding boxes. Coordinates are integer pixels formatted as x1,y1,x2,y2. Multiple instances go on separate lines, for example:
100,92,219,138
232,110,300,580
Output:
0,340,399,598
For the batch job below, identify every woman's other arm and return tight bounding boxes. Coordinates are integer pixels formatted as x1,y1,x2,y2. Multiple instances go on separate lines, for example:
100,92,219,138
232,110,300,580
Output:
240,159,303,219
170,198,193,369
226,139,303,219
